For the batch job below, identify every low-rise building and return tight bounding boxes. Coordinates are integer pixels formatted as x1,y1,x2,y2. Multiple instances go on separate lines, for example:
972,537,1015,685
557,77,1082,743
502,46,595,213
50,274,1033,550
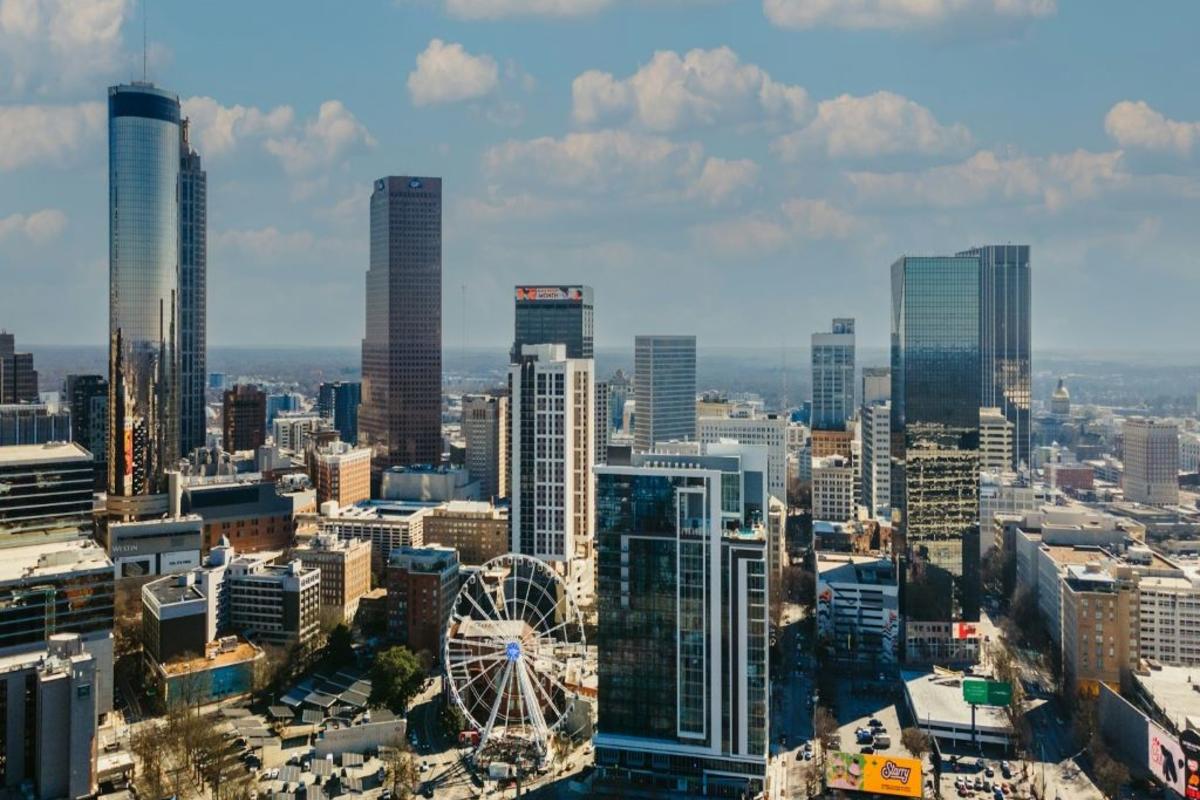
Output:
386,546,459,661
227,555,321,647
294,533,372,621
179,474,313,551
108,515,203,579
380,464,480,503
272,412,322,453
420,501,509,566
816,551,899,664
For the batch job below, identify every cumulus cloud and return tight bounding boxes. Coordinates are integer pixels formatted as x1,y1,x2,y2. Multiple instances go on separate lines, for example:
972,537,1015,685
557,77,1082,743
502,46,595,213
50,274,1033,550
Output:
772,91,970,160
0,0,131,94
0,208,67,243
1105,100,1200,156
0,102,104,170
408,39,500,106
481,129,757,213
211,227,319,259
572,47,808,132
264,101,375,174
691,197,855,255
443,0,610,19
763,0,1055,33
847,148,1127,211
182,97,294,158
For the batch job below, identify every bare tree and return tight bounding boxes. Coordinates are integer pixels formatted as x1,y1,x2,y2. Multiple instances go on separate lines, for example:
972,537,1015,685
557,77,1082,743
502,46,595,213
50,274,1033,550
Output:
814,706,840,752
901,726,932,760
131,722,168,800
381,738,420,799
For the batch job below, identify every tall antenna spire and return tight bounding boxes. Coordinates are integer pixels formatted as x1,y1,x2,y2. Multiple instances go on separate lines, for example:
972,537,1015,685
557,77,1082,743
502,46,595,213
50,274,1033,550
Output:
142,0,147,81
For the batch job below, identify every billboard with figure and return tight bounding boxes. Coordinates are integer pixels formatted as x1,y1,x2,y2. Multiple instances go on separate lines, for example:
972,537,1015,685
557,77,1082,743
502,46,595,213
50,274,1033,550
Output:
1149,721,1186,795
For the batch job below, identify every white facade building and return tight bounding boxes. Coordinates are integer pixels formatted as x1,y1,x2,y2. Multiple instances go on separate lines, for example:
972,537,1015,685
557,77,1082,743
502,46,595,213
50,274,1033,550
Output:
272,412,322,453
509,344,594,603
816,552,900,663
980,407,1015,473
698,414,788,503
860,402,891,517
812,454,854,523
1123,417,1180,506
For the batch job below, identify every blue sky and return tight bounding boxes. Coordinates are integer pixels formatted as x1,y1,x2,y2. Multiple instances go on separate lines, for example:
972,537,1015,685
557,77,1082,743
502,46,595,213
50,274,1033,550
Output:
1,0,1199,353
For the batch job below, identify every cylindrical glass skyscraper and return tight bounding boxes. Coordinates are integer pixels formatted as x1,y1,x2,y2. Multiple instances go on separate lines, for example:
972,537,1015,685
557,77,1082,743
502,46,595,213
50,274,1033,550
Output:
107,83,181,517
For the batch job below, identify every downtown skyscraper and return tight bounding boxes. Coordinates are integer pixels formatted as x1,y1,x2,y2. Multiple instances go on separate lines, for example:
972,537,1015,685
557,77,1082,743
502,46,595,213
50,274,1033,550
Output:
891,255,981,622
510,285,593,362
359,177,443,476
179,120,207,456
960,244,1030,470
594,448,769,797
811,317,856,431
633,335,696,452
107,83,183,518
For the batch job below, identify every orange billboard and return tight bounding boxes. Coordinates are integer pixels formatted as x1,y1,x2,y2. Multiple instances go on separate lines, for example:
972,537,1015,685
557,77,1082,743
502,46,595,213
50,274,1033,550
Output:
826,752,922,798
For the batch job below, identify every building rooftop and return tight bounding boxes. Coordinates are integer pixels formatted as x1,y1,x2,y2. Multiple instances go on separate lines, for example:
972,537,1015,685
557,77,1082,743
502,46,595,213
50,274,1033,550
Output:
1133,664,1200,733
159,639,262,677
817,551,896,584
144,573,206,607
0,538,112,582
902,670,1025,734
437,500,506,517
0,442,92,467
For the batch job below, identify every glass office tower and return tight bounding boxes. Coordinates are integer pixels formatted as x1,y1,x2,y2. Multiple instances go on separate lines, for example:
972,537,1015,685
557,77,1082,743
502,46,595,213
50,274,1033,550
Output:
959,244,1031,471
594,451,768,797
107,83,182,517
891,256,981,621
510,285,594,362
633,335,697,451
811,317,856,431
179,121,207,456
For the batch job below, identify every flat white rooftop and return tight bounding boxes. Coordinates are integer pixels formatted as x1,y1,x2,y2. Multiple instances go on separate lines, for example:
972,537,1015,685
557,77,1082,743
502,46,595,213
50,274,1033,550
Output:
0,538,111,582
0,442,92,466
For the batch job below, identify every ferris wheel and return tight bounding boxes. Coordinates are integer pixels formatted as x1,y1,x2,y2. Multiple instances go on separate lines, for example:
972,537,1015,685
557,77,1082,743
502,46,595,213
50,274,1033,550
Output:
443,553,587,758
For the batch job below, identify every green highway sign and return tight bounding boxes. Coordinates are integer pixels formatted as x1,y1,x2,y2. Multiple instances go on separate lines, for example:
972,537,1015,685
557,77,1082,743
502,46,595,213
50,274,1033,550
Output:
962,679,1012,706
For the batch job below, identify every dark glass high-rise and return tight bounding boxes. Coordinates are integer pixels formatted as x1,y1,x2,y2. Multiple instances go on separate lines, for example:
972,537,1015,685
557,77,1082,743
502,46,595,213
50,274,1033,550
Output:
510,285,593,362
891,255,981,621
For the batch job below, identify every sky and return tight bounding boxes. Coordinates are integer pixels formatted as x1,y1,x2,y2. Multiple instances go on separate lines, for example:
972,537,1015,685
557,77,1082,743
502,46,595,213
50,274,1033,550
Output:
1,0,1199,354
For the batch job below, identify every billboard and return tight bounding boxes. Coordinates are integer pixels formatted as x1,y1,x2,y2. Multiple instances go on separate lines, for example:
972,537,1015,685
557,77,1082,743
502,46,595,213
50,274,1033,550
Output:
1149,720,1186,795
515,286,584,303
952,622,978,640
962,679,1012,706
1182,729,1200,799
825,751,922,797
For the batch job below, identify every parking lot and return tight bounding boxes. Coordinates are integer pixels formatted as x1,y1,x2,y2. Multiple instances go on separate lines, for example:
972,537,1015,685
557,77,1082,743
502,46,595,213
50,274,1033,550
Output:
832,675,904,758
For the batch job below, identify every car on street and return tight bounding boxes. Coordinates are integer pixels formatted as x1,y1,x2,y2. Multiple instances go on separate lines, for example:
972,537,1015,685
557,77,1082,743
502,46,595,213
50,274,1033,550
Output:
859,746,875,754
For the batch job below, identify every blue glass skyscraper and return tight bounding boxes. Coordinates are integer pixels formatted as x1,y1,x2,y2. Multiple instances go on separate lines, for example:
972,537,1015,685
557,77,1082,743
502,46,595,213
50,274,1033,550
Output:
179,120,207,457
318,381,361,445
891,255,981,621
811,317,856,431
107,83,182,517
959,244,1031,471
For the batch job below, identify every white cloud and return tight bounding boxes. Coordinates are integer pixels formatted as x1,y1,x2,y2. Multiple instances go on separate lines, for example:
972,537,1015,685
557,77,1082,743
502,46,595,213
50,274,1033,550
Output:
847,148,1127,211
264,101,375,174
0,102,104,170
482,129,756,212
0,208,66,243
763,0,1055,32
686,157,760,205
0,0,130,94
571,46,808,132
772,91,970,160
182,97,294,157
212,227,318,260
408,39,500,106
691,197,855,255
443,0,610,19
1105,100,1200,156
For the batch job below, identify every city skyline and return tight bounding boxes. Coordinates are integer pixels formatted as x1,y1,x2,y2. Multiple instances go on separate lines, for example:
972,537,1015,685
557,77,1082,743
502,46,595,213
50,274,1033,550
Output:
3,2,1200,354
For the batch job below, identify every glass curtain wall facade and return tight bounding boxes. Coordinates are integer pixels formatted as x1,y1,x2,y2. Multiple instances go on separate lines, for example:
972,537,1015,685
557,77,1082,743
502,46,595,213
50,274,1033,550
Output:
594,453,768,797
179,121,207,456
359,177,443,476
318,381,361,445
107,84,182,516
811,318,856,431
959,244,1031,471
891,256,981,622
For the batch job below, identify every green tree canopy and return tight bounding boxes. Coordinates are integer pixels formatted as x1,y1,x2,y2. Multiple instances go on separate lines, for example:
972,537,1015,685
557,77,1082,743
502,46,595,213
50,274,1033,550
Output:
370,646,427,714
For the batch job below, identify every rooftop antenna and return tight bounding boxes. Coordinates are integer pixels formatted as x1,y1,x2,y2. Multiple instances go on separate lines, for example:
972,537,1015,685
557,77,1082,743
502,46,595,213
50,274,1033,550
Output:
142,0,148,81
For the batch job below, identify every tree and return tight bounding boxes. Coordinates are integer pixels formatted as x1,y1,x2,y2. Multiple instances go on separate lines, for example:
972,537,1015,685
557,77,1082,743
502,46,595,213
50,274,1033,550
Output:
381,740,420,799
131,722,168,800
814,705,840,751
370,646,427,714
324,622,355,667
441,700,467,739
901,726,932,760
